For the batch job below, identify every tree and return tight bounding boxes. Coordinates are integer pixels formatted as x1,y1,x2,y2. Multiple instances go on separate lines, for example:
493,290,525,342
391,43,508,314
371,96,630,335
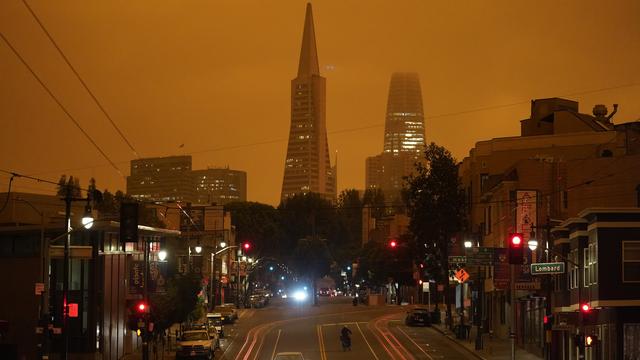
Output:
150,272,202,332
224,201,281,258
405,142,466,328
56,175,82,198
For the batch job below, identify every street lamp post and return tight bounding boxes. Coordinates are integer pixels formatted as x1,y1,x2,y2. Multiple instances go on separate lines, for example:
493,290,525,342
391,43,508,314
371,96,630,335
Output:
15,197,49,358
60,189,93,360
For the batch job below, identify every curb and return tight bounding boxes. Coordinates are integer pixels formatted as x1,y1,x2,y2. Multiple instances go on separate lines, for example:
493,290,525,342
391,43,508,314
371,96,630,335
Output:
431,325,487,360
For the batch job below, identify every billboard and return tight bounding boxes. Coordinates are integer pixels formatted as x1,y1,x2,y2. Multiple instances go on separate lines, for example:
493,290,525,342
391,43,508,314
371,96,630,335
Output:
515,190,537,244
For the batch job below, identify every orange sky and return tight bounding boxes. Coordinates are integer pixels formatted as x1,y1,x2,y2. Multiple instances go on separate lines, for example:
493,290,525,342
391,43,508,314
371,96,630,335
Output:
1,0,639,205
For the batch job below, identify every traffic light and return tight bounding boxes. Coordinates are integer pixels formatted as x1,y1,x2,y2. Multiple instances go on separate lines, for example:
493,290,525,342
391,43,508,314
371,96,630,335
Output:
585,334,597,347
581,303,591,313
120,202,139,246
389,239,398,248
543,314,553,330
137,302,147,313
508,233,524,264
127,301,148,331
242,242,251,251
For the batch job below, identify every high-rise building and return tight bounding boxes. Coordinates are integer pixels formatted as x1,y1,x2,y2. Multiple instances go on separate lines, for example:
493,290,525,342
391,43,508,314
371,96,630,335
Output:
366,73,425,201
193,167,247,205
127,155,195,202
127,156,248,205
281,3,336,203
383,72,425,155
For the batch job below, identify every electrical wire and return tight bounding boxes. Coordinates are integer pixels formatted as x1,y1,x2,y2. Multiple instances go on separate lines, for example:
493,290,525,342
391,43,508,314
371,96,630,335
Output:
0,31,124,177
21,0,140,159
0,175,15,214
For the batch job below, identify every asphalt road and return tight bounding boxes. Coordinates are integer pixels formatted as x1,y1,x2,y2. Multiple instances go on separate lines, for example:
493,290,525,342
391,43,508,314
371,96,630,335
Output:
216,296,476,360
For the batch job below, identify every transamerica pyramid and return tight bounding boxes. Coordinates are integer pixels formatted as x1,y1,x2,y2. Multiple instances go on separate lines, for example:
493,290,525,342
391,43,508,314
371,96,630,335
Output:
281,3,336,203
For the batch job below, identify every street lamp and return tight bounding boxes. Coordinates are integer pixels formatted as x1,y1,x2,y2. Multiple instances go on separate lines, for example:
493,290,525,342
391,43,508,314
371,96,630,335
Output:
528,239,538,251
158,250,168,262
195,245,202,254
464,240,473,248
81,204,94,230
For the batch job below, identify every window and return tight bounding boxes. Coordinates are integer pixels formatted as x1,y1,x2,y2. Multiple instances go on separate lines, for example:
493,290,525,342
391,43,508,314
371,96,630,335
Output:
622,241,640,282
484,206,492,235
480,173,489,193
584,247,590,287
568,249,579,289
562,190,569,210
589,243,598,285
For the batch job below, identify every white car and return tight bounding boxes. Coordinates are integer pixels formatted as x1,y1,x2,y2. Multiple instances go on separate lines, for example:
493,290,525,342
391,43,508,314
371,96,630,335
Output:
273,352,305,360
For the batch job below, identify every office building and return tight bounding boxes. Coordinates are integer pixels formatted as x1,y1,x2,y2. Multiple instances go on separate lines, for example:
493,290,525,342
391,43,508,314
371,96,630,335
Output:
193,167,247,205
281,3,336,202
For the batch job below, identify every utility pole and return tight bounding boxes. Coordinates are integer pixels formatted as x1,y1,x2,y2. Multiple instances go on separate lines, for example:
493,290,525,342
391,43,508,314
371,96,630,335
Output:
510,263,516,360
62,191,71,360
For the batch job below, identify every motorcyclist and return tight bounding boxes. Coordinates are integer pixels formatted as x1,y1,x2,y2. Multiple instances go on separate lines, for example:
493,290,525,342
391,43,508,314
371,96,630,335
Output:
340,325,352,350
341,325,352,339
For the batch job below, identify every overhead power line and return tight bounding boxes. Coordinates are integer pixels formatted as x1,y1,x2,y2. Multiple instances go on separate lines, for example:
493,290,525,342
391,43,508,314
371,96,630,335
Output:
21,0,140,159
0,31,124,177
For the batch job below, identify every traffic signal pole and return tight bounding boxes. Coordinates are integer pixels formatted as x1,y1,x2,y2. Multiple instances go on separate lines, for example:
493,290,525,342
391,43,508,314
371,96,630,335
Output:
142,235,149,360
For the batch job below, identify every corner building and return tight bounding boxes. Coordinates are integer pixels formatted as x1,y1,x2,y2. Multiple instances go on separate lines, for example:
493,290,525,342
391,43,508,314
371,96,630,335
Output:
281,3,336,203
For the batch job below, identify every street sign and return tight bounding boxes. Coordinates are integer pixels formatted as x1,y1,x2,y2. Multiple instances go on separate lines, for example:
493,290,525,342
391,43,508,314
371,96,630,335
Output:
531,262,565,275
455,268,470,283
466,247,495,265
449,256,467,264
515,281,541,290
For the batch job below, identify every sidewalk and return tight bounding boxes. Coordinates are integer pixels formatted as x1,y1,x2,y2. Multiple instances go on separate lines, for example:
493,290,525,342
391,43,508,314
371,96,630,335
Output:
431,323,542,360
121,323,181,360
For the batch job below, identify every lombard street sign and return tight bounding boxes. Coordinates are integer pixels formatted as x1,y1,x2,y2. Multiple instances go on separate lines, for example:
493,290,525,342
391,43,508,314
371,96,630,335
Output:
531,262,565,275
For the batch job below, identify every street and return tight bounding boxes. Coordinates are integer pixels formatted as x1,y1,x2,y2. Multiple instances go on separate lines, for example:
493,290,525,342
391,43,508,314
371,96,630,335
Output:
215,296,476,360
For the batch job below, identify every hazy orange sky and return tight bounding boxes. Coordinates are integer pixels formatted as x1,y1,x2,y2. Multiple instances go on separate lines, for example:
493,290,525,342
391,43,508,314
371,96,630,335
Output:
1,0,639,205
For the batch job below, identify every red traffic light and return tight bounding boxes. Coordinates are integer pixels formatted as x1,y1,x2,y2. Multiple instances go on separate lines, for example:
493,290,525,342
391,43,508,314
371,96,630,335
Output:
137,302,147,312
543,315,549,325
243,242,251,251
389,240,397,248
510,234,522,246
581,303,591,312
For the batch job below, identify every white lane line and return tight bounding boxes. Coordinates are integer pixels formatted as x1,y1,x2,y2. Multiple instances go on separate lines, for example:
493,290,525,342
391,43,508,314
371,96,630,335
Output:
356,322,380,360
320,322,359,327
270,329,282,360
396,326,434,360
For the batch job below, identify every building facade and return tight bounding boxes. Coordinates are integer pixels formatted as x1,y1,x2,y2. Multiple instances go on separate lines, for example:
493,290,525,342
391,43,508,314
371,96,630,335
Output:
127,155,195,203
365,72,425,202
457,98,640,357
193,167,247,205
281,3,336,203
0,192,179,360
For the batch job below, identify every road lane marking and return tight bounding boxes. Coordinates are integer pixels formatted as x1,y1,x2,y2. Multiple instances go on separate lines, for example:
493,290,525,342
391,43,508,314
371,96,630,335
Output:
270,329,282,360
316,324,327,360
396,326,434,360
356,322,380,360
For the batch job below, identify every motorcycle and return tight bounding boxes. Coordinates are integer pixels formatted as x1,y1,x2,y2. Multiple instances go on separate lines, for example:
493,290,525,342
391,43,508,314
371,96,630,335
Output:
340,334,351,351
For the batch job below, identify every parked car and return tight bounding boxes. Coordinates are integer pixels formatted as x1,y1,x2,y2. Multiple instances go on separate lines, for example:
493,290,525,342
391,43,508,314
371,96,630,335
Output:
219,303,238,320
176,330,215,359
405,308,431,327
318,288,331,296
273,352,305,360
206,313,224,338
216,306,236,324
